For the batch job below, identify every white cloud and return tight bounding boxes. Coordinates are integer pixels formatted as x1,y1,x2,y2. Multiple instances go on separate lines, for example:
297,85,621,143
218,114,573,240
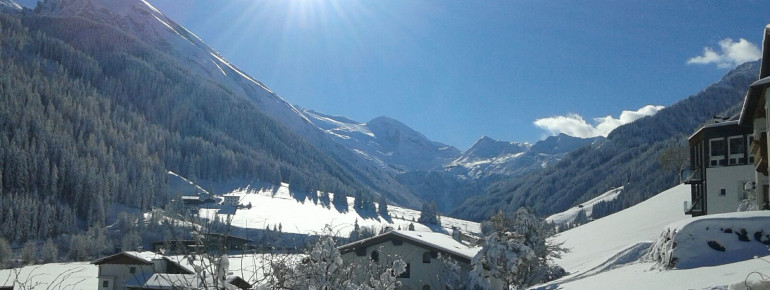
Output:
533,105,665,138
687,38,761,68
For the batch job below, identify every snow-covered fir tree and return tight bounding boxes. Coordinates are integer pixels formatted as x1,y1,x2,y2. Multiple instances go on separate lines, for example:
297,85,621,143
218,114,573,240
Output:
470,231,536,289
472,208,567,289
418,201,441,225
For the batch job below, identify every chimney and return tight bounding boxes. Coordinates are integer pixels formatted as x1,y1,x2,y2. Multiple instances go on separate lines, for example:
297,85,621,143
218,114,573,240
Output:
451,226,461,243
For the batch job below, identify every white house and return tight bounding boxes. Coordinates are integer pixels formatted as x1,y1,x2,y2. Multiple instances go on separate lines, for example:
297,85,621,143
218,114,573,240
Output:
91,251,247,290
223,194,240,207
685,119,755,216
92,251,193,290
739,24,770,211
337,230,501,289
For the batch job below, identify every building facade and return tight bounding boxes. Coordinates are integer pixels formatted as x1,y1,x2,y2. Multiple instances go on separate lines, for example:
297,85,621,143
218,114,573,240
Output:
685,120,755,216
739,24,770,212
337,230,501,289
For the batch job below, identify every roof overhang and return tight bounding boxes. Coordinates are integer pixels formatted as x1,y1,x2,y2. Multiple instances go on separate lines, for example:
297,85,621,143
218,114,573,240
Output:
337,231,476,264
740,76,770,125
740,25,770,126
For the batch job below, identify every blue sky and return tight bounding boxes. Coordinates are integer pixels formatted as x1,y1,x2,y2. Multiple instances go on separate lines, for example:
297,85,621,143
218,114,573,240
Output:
17,0,770,150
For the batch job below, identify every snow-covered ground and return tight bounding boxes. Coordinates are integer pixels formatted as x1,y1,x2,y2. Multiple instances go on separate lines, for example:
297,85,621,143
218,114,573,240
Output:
546,186,623,225
0,262,97,289
536,184,770,289
200,184,481,237
0,254,302,289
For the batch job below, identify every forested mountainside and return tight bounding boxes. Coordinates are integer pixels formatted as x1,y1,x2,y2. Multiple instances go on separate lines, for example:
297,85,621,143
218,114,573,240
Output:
453,61,761,221
31,0,422,209
0,5,388,242
398,134,600,213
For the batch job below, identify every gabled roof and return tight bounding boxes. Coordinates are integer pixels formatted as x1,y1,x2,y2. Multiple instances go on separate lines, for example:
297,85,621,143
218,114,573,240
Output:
337,230,481,263
91,251,161,265
92,251,194,274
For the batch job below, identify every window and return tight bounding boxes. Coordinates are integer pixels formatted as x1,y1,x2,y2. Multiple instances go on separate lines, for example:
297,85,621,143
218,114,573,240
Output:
423,252,432,263
728,136,746,165
371,250,379,262
102,280,109,288
423,285,431,290
710,138,726,166
392,239,403,246
397,263,410,278
130,266,136,274
355,247,367,257
720,188,726,196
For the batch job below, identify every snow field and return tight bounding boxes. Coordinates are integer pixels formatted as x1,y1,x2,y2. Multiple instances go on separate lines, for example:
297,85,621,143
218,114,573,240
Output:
546,186,623,225
538,184,770,289
550,185,690,274
200,184,481,238
0,262,97,289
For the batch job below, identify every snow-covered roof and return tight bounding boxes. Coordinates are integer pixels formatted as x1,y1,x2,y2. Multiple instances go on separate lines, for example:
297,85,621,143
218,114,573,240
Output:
338,230,481,263
91,251,163,265
392,231,481,260
688,119,746,141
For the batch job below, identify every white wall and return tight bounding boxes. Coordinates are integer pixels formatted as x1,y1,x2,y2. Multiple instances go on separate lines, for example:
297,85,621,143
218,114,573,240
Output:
97,264,156,289
341,240,468,289
706,165,754,214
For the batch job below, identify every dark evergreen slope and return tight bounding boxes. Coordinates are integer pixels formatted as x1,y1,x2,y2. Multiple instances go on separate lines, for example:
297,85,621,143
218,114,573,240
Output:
452,61,760,221
0,8,377,242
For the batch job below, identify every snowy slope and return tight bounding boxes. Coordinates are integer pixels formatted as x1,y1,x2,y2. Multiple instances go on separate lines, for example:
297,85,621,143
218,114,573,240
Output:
546,186,623,225
0,262,97,289
536,184,770,289
549,185,689,275
35,0,423,208
37,0,313,136
303,110,461,172
200,184,481,237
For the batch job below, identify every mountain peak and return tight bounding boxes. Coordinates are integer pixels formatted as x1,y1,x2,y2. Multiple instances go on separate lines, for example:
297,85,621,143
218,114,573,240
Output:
462,136,530,161
531,133,602,155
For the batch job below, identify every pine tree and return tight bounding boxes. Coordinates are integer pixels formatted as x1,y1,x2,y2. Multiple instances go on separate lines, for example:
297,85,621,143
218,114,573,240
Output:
377,196,389,218
470,231,536,289
418,201,440,225
572,208,589,227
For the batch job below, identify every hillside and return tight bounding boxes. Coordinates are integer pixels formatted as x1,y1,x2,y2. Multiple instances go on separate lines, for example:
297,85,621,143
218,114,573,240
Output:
453,60,761,221
536,185,770,289
398,134,601,212
302,110,461,172
199,183,481,238
32,0,423,208
0,0,423,245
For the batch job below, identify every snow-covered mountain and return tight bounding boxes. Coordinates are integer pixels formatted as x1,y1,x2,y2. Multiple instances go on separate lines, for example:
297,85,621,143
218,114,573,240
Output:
303,110,461,172
38,0,316,135
33,0,427,207
452,136,531,165
446,134,602,181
